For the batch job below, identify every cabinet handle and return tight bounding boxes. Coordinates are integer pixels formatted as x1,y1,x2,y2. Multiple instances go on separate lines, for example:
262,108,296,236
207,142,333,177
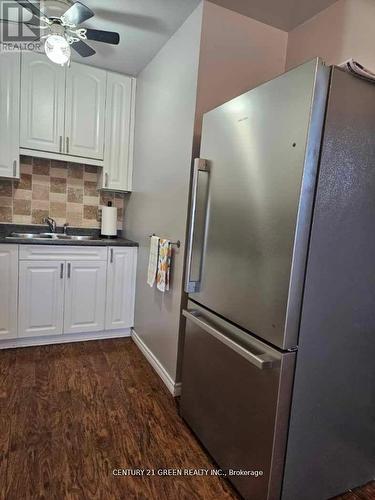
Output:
13,160,17,177
59,136,63,153
105,172,109,188
110,248,114,263
67,262,71,278
66,137,69,154
60,263,64,279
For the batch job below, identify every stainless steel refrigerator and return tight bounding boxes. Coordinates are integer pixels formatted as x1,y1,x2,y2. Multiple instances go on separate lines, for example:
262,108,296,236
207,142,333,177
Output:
180,58,375,500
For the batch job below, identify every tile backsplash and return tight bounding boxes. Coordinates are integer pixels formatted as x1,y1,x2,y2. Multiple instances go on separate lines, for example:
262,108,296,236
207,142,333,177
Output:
0,156,124,229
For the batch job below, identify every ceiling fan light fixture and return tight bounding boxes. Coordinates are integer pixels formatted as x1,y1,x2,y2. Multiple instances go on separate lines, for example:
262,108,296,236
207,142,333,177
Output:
45,34,71,66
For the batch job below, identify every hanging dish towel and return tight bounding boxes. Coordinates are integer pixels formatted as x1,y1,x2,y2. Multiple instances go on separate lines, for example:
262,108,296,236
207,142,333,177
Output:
339,59,375,83
157,239,172,292
147,235,160,287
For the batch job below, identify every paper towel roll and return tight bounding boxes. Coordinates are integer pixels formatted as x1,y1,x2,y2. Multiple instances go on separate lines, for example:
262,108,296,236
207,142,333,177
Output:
101,206,117,236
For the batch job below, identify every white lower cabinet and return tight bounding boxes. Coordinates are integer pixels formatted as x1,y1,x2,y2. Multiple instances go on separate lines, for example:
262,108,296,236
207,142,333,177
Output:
1,245,137,343
64,261,106,334
19,261,65,337
0,245,19,339
105,247,137,330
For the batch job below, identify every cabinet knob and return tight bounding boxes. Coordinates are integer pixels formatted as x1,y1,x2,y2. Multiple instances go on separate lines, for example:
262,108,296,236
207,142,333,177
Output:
110,248,114,263
66,137,70,154
60,263,64,279
67,262,71,278
13,160,17,177
105,172,109,188
59,136,63,153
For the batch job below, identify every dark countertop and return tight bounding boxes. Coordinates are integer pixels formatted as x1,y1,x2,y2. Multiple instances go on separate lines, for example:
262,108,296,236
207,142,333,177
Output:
0,224,138,247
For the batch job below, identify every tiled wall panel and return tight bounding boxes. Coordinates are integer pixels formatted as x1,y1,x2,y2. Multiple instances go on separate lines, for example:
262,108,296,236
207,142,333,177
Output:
0,156,124,229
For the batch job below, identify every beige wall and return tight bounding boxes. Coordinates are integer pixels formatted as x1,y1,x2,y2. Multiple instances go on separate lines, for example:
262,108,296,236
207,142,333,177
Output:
195,1,288,144
125,0,288,385
286,0,375,71
124,4,203,382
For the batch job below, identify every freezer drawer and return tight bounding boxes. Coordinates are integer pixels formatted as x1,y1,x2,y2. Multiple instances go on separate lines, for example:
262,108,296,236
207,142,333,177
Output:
180,301,296,500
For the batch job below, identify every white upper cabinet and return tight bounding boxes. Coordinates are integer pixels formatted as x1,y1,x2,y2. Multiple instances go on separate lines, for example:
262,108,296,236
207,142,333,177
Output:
64,261,107,334
105,247,137,330
20,52,65,154
65,63,107,160
0,52,20,179
3,51,135,189
101,73,135,191
0,245,18,340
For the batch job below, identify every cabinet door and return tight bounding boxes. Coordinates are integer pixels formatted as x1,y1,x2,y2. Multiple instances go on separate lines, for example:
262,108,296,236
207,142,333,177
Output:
64,261,106,334
0,53,20,179
19,261,65,338
65,63,106,160
105,248,137,330
102,74,135,190
0,245,18,339
20,53,65,153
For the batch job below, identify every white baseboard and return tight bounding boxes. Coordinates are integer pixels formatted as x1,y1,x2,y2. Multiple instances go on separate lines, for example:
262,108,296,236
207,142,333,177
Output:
131,329,181,397
0,328,131,350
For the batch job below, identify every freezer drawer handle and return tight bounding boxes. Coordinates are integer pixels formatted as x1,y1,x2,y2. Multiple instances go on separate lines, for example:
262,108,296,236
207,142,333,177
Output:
185,158,210,293
183,309,275,370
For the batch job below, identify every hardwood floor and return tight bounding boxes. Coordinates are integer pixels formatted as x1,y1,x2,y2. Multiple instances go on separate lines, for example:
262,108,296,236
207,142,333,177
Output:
0,338,373,500
331,482,375,500
0,338,237,500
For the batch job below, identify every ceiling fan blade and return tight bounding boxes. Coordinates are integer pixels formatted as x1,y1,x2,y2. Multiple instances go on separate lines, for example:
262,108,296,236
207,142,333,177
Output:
63,2,94,25
71,40,96,58
14,0,45,20
0,18,40,26
84,28,120,45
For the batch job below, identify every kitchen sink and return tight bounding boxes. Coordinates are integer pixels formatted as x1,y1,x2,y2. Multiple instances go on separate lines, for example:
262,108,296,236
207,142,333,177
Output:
63,235,97,241
6,232,98,241
6,233,51,239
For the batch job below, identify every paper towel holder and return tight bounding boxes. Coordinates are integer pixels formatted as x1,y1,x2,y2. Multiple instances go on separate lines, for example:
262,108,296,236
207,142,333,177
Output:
101,201,118,238
149,234,181,249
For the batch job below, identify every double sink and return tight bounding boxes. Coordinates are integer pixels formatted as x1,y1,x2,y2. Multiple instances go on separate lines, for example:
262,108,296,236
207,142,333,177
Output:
6,232,97,241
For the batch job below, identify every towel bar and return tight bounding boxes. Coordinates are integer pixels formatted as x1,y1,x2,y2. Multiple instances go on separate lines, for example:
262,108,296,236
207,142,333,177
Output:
149,234,181,249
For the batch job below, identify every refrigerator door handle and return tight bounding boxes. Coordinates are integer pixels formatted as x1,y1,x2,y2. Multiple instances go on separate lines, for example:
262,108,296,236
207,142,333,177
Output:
185,158,210,293
183,309,276,370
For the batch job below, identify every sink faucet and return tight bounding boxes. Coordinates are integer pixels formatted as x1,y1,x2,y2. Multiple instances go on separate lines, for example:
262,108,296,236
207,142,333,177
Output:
63,223,69,235
44,217,57,233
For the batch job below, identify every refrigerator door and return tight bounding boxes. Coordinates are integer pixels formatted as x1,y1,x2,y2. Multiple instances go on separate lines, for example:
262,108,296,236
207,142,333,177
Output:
186,58,330,349
180,300,296,500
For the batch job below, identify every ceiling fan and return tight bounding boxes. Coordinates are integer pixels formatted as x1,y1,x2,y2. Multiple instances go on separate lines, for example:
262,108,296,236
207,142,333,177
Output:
1,0,120,65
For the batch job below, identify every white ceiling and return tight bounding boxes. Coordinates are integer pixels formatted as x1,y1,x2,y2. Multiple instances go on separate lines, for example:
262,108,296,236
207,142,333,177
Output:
60,0,201,75
1,0,339,75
